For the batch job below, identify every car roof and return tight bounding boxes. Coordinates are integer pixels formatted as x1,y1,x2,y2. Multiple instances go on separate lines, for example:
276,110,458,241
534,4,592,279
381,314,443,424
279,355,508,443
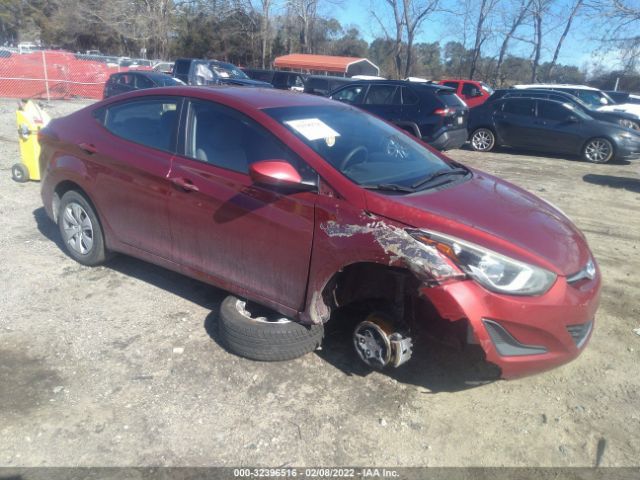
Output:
104,85,339,110
513,83,599,91
335,79,454,91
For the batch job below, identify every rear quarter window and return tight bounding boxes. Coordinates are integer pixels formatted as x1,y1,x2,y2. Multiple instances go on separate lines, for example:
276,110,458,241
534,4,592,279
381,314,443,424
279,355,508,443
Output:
100,97,180,152
438,91,466,107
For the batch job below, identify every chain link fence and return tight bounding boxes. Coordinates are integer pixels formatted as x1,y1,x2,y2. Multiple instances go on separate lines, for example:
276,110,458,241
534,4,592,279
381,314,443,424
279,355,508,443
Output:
0,50,151,100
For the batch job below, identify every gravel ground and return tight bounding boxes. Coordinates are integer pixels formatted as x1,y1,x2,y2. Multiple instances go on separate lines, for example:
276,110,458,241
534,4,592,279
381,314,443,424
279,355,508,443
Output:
0,98,639,468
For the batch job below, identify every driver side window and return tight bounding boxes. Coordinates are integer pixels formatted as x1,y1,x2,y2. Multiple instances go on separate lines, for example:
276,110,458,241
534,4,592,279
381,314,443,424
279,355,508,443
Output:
185,100,316,181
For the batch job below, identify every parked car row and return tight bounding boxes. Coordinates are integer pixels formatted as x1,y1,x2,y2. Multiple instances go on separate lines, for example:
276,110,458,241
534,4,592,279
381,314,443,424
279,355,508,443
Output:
468,85,640,163
100,59,640,164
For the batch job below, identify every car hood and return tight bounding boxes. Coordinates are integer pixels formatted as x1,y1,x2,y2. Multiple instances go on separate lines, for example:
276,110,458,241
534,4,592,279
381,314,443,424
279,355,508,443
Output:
598,103,640,119
220,78,273,88
364,170,591,276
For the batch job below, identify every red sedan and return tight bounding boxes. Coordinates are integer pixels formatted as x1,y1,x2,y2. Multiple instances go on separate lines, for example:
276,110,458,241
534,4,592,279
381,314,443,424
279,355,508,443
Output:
39,86,600,379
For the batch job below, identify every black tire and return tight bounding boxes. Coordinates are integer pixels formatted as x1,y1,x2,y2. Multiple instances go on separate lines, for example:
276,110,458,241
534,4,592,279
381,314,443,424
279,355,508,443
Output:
219,295,324,361
470,128,496,152
57,190,108,266
582,137,614,163
11,163,29,183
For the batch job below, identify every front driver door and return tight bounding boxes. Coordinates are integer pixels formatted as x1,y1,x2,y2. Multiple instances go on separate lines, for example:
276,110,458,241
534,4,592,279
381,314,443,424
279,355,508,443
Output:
167,98,316,310
533,100,584,153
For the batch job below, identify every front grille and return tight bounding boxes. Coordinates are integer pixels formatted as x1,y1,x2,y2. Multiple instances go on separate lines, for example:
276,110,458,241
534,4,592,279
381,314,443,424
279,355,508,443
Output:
567,320,593,348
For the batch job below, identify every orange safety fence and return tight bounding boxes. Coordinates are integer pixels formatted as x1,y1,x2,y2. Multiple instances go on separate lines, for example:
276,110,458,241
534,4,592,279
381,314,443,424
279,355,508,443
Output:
0,50,152,100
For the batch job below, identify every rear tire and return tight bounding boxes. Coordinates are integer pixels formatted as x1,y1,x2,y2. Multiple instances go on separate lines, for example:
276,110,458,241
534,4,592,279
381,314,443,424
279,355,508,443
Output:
470,128,496,152
219,296,324,361
57,190,107,266
583,138,614,163
11,163,29,183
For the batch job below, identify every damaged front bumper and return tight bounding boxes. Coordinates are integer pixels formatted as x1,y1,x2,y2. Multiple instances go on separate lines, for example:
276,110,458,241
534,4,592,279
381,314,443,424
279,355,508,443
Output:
421,272,601,379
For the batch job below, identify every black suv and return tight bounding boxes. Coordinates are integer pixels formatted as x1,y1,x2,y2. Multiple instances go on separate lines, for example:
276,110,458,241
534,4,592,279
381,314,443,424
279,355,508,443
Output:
172,58,272,87
487,88,640,130
304,75,355,96
103,71,181,99
242,69,306,91
329,80,468,150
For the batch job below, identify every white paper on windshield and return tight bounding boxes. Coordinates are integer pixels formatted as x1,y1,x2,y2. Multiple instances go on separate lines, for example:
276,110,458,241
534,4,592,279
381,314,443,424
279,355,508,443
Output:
285,118,340,141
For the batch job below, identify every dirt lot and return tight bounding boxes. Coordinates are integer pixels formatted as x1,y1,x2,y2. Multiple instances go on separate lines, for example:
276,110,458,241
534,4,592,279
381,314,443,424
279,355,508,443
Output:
0,98,639,468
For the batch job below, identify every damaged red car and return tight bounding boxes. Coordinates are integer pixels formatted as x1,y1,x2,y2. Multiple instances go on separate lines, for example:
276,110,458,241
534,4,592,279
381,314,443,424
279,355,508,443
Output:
39,86,601,379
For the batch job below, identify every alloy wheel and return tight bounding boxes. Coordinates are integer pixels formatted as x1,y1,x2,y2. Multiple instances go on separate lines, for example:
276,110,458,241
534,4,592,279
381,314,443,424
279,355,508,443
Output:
584,139,613,163
62,202,94,255
471,129,495,151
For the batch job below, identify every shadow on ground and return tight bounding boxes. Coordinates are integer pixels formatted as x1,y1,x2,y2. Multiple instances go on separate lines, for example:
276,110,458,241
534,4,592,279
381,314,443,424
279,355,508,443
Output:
583,173,640,193
34,207,498,394
459,144,632,165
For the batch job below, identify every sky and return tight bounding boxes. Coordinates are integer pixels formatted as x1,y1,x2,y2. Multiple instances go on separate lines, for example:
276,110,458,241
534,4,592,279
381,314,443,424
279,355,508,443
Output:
329,0,621,72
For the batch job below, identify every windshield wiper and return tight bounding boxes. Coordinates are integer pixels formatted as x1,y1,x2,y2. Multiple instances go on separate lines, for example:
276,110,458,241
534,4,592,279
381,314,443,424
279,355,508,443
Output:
363,183,416,193
411,167,469,189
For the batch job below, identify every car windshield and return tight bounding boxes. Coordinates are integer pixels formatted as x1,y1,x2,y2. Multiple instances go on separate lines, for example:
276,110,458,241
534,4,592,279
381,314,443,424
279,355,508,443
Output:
265,105,459,190
481,82,494,95
573,89,614,108
210,63,249,79
155,76,181,86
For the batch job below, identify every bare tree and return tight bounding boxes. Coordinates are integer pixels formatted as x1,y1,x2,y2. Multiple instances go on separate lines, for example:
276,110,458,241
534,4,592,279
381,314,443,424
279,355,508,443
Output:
529,0,552,83
371,0,404,78
403,0,439,78
589,0,640,70
372,0,439,78
545,0,583,80
288,0,318,53
493,0,532,85
468,0,499,79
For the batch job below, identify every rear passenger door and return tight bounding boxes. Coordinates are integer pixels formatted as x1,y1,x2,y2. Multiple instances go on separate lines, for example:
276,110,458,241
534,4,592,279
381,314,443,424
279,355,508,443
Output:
92,96,181,258
361,84,401,121
167,98,317,310
495,98,536,147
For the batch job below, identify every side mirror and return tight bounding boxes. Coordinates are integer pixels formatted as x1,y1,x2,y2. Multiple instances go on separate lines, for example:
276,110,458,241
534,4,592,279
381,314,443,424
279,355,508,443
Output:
249,160,311,189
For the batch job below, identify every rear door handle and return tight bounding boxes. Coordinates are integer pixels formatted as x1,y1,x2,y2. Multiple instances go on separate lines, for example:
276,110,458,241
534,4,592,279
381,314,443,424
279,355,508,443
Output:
78,142,97,154
170,177,199,192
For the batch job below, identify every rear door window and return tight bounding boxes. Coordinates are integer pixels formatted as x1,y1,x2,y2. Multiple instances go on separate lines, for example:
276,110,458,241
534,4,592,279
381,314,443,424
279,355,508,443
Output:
503,99,535,116
442,81,458,90
364,85,399,105
102,97,180,152
332,85,366,104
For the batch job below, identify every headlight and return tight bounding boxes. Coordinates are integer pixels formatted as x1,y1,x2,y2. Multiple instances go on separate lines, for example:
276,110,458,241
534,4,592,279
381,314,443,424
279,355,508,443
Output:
408,229,557,296
618,119,640,130
617,131,635,140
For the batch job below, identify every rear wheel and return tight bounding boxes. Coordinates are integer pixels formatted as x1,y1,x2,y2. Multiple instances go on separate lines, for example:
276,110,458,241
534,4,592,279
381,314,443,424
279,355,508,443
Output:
470,128,496,152
58,190,107,266
219,296,324,361
11,163,29,183
583,138,614,163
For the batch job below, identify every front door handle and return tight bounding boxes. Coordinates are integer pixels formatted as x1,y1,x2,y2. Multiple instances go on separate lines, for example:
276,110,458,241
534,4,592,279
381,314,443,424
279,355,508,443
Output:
170,177,199,192
78,142,97,154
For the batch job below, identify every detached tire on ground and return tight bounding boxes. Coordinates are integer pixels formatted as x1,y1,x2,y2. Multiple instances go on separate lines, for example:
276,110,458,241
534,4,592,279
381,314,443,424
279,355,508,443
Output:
219,296,324,361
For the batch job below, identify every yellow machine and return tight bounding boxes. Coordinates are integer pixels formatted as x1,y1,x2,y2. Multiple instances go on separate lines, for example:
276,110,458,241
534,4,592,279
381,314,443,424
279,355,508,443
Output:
12,99,51,182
